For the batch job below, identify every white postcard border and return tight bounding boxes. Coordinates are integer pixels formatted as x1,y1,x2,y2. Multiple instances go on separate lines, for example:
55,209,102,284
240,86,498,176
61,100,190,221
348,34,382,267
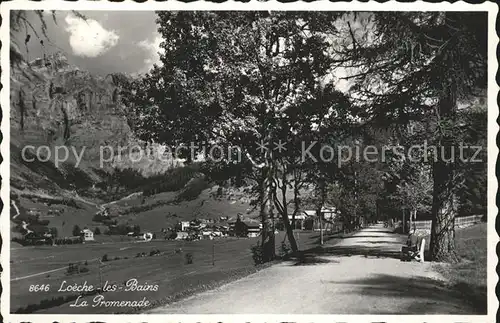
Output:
1,1,498,322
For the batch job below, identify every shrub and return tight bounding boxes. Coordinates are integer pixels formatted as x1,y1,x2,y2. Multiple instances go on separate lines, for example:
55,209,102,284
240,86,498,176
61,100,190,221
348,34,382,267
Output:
279,241,291,258
149,249,161,256
94,227,101,235
49,227,58,238
185,253,193,264
66,263,74,274
101,254,109,262
66,263,80,275
72,225,81,237
79,267,89,273
62,198,79,208
251,242,264,265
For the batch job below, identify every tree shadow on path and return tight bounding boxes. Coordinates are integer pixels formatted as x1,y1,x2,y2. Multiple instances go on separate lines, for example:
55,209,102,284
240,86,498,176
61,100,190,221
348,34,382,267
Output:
323,273,484,314
296,245,403,261
337,235,395,239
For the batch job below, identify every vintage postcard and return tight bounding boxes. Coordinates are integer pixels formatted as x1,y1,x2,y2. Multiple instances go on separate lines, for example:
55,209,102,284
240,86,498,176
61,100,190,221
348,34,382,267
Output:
1,1,498,322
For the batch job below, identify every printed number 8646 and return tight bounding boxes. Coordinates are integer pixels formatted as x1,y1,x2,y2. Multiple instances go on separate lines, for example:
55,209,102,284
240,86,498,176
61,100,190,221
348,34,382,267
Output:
29,284,50,292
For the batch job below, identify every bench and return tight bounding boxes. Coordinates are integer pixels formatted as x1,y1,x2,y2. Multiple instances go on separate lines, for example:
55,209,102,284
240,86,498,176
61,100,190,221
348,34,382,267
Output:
401,238,425,263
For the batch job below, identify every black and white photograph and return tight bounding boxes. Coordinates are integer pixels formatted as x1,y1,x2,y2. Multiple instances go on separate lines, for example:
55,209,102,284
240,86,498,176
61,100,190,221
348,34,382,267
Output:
1,2,497,321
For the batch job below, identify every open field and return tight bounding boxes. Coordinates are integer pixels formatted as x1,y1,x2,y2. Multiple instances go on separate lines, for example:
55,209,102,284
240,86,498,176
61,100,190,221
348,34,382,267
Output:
11,230,319,313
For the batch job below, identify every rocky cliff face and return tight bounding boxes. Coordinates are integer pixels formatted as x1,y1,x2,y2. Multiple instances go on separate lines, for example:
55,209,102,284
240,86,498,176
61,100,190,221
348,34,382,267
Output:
10,53,182,197
10,52,135,194
10,52,132,151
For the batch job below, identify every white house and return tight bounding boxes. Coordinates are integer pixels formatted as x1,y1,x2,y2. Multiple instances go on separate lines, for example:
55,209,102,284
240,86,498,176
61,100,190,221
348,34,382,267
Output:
201,231,214,240
81,228,94,241
247,230,260,238
304,207,338,220
181,221,190,231
303,206,340,231
288,213,307,229
175,232,189,240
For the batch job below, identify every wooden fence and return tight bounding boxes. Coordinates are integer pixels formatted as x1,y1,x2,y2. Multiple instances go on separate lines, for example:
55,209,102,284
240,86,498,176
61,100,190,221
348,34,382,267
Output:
456,214,484,227
413,214,483,230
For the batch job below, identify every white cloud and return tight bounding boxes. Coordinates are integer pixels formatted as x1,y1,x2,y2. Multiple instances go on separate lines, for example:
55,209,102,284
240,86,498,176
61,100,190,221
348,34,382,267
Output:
65,14,119,58
138,33,164,72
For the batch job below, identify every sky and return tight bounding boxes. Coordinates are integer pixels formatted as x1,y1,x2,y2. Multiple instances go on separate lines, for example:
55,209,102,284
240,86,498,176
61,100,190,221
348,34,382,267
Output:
16,10,163,75
14,10,354,92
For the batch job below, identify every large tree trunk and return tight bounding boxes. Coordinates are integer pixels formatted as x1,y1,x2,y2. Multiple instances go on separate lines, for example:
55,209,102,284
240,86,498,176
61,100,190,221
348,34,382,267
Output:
259,172,268,247
402,208,406,234
409,208,415,232
316,178,327,244
267,187,276,260
276,173,299,252
430,159,458,262
281,212,298,252
317,209,324,245
260,168,275,262
291,170,300,229
429,81,459,263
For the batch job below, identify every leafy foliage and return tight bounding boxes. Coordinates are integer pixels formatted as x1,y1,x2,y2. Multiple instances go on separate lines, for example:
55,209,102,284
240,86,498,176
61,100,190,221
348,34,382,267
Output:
336,12,487,261
71,224,81,237
234,214,248,238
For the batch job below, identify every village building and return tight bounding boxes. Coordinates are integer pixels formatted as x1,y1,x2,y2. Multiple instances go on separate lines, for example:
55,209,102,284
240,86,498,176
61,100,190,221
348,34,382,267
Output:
81,228,94,241
303,206,341,231
201,231,214,240
181,221,190,231
288,213,307,230
247,223,261,238
175,232,189,240
229,218,262,238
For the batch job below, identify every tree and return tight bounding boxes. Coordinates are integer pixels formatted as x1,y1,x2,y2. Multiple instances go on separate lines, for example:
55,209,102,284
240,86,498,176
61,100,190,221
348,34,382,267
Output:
456,104,487,218
72,225,81,237
234,214,248,238
129,12,346,260
394,167,433,232
94,227,101,235
49,227,58,238
271,84,353,249
10,10,86,66
337,12,486,261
